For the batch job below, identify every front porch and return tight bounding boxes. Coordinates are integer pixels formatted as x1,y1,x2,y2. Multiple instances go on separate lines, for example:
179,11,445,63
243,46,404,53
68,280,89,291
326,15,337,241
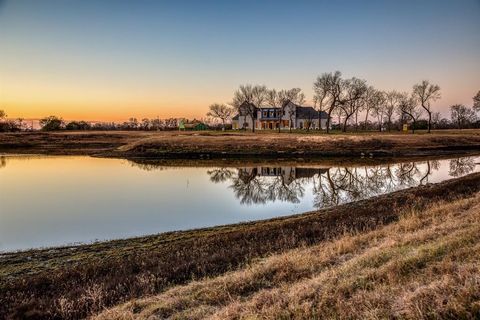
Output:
259,120,290,130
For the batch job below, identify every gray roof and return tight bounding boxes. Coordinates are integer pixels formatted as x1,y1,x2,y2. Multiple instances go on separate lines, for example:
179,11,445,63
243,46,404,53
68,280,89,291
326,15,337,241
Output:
296,106,329,119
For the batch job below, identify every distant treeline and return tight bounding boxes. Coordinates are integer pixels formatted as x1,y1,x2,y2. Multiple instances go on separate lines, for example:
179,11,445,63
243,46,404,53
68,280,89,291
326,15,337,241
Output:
0,114,229,132
0,74,479,132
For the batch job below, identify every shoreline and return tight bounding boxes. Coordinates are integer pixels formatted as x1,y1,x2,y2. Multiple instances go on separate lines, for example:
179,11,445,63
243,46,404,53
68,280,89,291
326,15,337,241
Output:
1,130,480,159
2,172,480,318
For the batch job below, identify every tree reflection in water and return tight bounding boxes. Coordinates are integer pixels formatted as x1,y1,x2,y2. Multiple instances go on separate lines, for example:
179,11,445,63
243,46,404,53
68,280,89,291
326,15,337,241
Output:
0,156,6,169
449,157,476,177
126,156,478,209
206,157,477,209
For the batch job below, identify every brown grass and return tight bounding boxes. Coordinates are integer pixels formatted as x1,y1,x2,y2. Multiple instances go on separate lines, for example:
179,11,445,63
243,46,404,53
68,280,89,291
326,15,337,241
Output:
1,130,480,158
2,173,480,319
118,130,480,159
95,192,480,320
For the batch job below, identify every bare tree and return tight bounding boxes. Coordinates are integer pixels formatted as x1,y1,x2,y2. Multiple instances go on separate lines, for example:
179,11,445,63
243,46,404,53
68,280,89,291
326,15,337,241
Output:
473,90,480,113
232,84,267,132
303,107,317,131
431,111,441,129
397,92,422,133
141,118,150,130
313,71,344,133
338,78,367,132
384,91,401,131
450,104,476,129
266,89,283,132
363,87,383,130
412,80,441,133
0,110,6,121
281,88,306,133
313,86,328,131
371,91,386,132
207,103,234,130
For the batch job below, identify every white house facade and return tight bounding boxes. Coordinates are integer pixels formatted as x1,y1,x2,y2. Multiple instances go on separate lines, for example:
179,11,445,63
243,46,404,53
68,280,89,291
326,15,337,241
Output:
232,101,329,130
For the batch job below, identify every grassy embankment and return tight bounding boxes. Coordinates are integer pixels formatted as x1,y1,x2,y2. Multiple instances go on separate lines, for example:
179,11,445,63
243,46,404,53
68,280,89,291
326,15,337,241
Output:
1,130,480,158
1,173,480,319
97,190,480,320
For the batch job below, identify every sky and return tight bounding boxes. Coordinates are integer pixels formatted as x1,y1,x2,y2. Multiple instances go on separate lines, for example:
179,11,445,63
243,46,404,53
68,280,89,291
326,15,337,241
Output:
0,0,479,122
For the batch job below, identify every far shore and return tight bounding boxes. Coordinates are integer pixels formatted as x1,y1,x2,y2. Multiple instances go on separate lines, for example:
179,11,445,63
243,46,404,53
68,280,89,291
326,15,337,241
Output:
1,129,480,159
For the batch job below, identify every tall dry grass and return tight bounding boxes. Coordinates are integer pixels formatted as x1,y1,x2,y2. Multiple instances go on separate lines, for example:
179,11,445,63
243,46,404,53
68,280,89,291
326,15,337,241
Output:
96,193,480,320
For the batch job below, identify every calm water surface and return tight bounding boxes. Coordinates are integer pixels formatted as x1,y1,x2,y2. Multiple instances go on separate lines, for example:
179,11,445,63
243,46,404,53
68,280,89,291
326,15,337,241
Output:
0,155,479,252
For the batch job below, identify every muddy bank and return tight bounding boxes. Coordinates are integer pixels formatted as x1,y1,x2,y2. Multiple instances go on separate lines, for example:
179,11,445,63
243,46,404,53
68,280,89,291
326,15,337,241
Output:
2,172,480,319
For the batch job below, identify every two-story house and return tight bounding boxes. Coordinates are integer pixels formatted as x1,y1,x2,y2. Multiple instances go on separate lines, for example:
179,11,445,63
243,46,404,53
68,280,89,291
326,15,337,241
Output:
232,101,329,130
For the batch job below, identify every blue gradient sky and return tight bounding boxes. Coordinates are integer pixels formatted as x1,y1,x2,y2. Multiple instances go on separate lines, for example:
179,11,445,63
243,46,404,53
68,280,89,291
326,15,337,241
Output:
0,0,479,121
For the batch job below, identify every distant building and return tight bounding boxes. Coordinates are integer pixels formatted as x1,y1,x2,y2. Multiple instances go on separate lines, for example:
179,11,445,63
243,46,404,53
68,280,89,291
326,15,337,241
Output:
232,101,329,130
179,119,208,131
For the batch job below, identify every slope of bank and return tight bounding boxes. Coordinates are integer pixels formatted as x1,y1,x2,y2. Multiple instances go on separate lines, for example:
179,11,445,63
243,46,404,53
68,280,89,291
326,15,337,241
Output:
117,130,480,159
96,191,480,320
2,173,480,319
1,130,480,158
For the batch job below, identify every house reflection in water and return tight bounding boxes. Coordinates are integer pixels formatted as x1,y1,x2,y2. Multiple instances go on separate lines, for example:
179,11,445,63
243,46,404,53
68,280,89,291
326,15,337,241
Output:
226,166,329,205
129,156,478,209
238,166,328,186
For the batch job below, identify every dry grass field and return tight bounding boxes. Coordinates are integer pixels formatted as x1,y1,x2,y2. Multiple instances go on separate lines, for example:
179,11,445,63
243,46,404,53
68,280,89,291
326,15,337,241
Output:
1,129,480,158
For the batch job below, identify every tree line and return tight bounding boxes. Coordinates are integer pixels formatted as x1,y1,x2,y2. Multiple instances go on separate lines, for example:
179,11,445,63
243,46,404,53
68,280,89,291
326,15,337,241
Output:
206,71,480,133
0,114,209,132
1,74,479,132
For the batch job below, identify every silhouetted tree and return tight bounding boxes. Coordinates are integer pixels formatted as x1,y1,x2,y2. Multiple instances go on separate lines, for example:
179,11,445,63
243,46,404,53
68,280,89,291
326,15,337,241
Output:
371,91,387,131
207,103,234,131
313,71,344,133
412,80,441,133
450,104,476,129
281,88,306,132
40,116,64,131
473,90,480,113
266,89,282,132
397,93,422,133
141,118,150,130
313,87,328,131
339,78,368,132
65,121,91,130
232,84,267,132
363,87,384,131
384,91,401,131
431,112,441,129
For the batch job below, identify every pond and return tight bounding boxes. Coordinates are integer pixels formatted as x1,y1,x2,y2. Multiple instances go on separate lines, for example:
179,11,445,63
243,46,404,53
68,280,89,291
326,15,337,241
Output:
0,154,479,252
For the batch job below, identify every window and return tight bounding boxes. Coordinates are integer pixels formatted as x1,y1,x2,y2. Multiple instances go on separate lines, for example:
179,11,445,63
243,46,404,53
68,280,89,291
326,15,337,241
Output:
263,111,268,117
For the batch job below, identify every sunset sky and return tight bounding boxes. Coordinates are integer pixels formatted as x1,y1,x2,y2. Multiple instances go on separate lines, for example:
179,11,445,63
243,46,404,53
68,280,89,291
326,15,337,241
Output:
0,0,479,122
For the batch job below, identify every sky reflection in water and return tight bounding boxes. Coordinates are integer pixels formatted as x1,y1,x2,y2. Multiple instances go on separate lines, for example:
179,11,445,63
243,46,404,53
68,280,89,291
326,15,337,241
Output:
0,155,478,251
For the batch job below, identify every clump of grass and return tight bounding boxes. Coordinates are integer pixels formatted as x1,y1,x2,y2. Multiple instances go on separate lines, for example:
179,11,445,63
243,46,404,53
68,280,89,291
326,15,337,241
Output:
96,193,480,320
